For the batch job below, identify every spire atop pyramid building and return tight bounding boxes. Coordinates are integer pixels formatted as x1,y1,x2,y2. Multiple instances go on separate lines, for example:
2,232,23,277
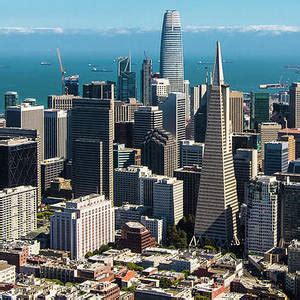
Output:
212,41,224,87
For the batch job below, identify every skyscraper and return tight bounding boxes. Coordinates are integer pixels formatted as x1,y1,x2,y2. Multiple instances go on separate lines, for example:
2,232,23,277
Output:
83,81,115,100
141,129,178,177
44,109,68,159
141,58,152,105
117,56,136,101
4,91,18,110
160,10,184,92
133,106,163,148
179,140,205,167
288,82,300,128
251,92,270,129
71,98,114,201
229,91,244,133
194,42,239,246
64,75,79,96
151,78,170,106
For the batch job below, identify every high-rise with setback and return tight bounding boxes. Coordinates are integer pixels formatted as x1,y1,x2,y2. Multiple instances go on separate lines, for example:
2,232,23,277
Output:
160,10,184,93
194,42,239,246
141,58,152,105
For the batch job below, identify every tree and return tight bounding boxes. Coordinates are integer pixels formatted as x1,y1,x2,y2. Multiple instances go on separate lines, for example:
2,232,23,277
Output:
127,262,144,272
166,225,188,249
159,277,173,289
85,251,93,258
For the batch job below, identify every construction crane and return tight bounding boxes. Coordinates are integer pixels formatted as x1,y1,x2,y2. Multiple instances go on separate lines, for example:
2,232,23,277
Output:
56,48,66,94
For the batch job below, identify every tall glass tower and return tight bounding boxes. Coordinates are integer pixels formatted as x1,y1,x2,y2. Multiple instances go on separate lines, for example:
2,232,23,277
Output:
160,10,184,93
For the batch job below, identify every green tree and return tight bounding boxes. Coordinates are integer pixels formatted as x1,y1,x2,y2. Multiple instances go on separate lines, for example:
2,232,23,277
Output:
127,262,144,272
159,277,173,289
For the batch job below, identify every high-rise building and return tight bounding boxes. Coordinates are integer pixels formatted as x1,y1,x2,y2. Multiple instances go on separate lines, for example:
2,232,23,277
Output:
117,56,136,101
114,99,142,123
0,137,38,191
160,10,184,92
159,92,186,142
174,165,201,217
288,159,300,174
234,149,258,204
6,103,44,160
264,141,289,175
83,81,115,100
73,138,102,198
113,143,141,169
141,58,152,105
50,194,115,260
133,106,163,148
151,78,170,105
48,94,79,110
278,135,296,161
64,75,79,96
114,165,152,206
71,98,114,201
140,216,164,244
184,80,190,120
141,129,178,177
114,121,134,148
4,91,18,110
0,186,37,241
251,92,270,129
278,128,300,159
194,42,239,246
229,91,244,133
44,109,68,159
245,176,278,255
0,118,5,128
280,181,300,245
288,82,300,128
140,174,165,207
232,133,261,155
153,177,183,227
258,122,281,159
179,140,205,167
41,157,65,195
288,240,300,273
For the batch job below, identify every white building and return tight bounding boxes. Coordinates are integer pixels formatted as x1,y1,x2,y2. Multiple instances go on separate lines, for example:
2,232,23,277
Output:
0,186,37,241
0,261,16,284
151,78,170,105
153,177,183,227
180,140,205,167
184,80,190,120
140,216,164,244
50,194,115,260
246,176,278,255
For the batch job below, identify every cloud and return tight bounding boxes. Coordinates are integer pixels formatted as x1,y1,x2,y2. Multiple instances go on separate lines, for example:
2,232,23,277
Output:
0,25,299,36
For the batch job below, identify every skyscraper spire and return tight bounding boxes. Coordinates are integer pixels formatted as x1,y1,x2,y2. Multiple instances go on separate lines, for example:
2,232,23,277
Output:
212,41,224,87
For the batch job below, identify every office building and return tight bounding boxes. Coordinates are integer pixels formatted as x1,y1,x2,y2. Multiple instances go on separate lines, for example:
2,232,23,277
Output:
180,140,204,167
184,80,190,120
114,121,134,148
194,42,239,246
133,106,163,148
48,94,79,110
0,137,38,191
114,98,142,123
72,98,114,201
0,261,15,284
229,91,244,133
288,240,300,273
141,129,178,177
44,109,68,159
151,78,170,105
288,82,300,128
288,159,300,174
160,10,184,92
140,216,164,244
6,103,44,160
174,165,201,217
73,138,102,198
159,92,186,142
258,122,281,159
64,75,79,96
234,149,258,204
41,157,65,195
278,135,296,161
251,92,270,129
245,176,278,255
141,58,152,105
278,128,300,159
0,118,5,128
4,91,18,110
117,56,136,101
280,182,300,245
118,222,156,253
0,186,37,241
140,174,165,207
153,177,183,227
50,194,114,260
115,204,150,230
114,165,152,206
232,133,261,155
83,81,115,100
264,141,289,175
113,143,141,169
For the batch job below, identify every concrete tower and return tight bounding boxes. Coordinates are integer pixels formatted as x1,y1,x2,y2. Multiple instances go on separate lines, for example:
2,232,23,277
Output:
160,10,184,92
194,42,239,247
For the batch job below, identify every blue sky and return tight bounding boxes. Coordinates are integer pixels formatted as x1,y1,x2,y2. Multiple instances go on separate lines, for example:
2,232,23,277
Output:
0,0,300,29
